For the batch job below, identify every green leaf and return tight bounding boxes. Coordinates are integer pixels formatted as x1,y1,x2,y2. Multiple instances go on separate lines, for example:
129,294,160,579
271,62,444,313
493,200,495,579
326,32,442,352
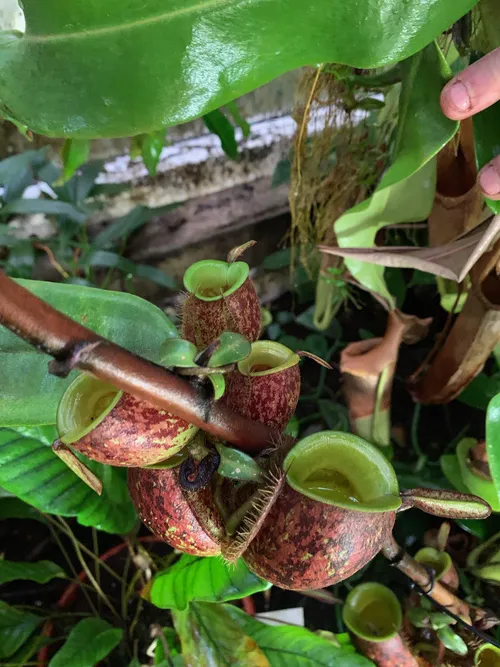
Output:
487,393,500,503
225,100,250,139
263,248,291,270
173,602,270,667
226,605,373,666
440,455,470,494
0,428,137,534
0,1,476,138
60,138,91,182
0,148,50,202
88,250,177,289
0,601,42,659
139,130,166,176
208,332,251,367
335,41,458,303
0,560,65,585
150,555,271,611
0,497,47,522
203,109,238,160
161,338,198,368
48,617,123,667
215,441,265,482
318,400,349,431
436,626,468,656
0,198,88,223
208,373,226,400
5,239,35,278
0,280,178,426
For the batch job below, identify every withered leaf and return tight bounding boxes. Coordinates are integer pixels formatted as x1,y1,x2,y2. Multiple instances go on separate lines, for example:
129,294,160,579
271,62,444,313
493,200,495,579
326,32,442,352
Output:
319,215,500,283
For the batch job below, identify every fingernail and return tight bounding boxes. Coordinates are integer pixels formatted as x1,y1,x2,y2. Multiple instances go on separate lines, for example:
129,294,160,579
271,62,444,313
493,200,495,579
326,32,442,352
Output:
446,80,471,111
479,165,500,196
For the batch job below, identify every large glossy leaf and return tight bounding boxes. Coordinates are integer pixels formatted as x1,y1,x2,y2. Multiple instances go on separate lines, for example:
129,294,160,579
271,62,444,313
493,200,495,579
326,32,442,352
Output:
48,618,123,667
0,560,65,585
0,601,42,659
150,555,271,611
334,41,458,304
226,606,372,667
486,394,500,502
0,428,137,534
173,602,270,667
0,1,476,138
0,280,178,426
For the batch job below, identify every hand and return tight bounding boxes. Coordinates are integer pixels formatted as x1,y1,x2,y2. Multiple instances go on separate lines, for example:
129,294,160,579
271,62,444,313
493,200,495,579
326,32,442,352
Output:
440,47,500,200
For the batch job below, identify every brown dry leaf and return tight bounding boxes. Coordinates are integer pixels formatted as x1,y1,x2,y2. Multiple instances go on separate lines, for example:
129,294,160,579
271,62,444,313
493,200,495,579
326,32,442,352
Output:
397,310,432,345
319,215,500,283
410,240,500,403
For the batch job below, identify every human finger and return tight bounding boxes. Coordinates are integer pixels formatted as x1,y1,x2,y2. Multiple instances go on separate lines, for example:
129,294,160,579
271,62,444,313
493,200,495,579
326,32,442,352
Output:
440,47,500,120
478,156,500,200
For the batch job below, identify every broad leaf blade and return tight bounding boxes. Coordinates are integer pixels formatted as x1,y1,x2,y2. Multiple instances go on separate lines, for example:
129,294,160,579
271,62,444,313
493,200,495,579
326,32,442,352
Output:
0,280,178,426
173,602,270,667
48,618,123,667
0,560,65,585
1,1,476,137
226,606,372,666
0,429,137,534
486,393,500,503
150,555,271,610
0,601,42,659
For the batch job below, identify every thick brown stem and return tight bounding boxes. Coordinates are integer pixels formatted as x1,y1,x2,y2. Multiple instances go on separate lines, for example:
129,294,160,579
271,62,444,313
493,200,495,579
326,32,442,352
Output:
0,271,275,452
382,536,472,624
354,635,418,667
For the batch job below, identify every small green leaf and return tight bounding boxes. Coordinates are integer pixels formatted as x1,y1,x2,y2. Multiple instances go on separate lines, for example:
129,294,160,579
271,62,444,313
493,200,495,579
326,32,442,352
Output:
0,198,88,223
284,415,299,438
0,601,42,659
139,130,166,176
0,560,65,586
226,605,373,666
215,441,265,482
208,373,226,400
88,250,177,289
92,204,177,249
0,149,50,203
48,618,123,667
60,139,91,182
436,626,468,656
150,555,271,611
318,401,349,431
225,100,250,138
161,339,199,368
208,332,251,367
0,429,137,534
440,455,469,494
203,109,238,160
262,248,291,270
